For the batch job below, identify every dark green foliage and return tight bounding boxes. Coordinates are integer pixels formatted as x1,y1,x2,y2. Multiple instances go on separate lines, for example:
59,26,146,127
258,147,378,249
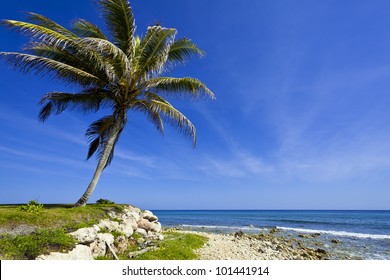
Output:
96,198,115,205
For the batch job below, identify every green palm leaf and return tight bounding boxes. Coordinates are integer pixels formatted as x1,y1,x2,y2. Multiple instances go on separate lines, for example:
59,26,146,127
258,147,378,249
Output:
1,20,75,48
98,0,135,55
135,26,176,78
27,12,76,37
38,89,114,122
0,52,100,85
148,99,196,146
72,19,107,39
146,77,216,99
86,115,123,167
168,38,205,65
78,37,131,81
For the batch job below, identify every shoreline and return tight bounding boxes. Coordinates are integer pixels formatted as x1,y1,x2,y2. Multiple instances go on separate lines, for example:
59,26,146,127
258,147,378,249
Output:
174,229,354,260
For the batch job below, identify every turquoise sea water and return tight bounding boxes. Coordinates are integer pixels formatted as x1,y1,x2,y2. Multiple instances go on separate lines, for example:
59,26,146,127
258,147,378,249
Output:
153,210,390,259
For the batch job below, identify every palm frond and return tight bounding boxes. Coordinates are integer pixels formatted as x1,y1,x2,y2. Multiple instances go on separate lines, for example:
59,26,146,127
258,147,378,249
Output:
0,52,100,86
133,99,164,135
168,38,205,65
27,12,76,37
4,18,115,84
25,43,114,85
145,77,216,100
98,0,135,55
1,20,75,48
72,19,107,39
148,99,196,146
79,37,131,81
135,26,176,79
38,90,114,122
0,52,100,85
85,115,123,167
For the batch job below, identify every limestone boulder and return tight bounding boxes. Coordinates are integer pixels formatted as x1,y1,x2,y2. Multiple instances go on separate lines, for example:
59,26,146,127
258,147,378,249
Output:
136,228,148,237
69,227,98,244
142,210,158,222
98,219,119,232
138,218,162,233
90,233,115,258
118,222,134,237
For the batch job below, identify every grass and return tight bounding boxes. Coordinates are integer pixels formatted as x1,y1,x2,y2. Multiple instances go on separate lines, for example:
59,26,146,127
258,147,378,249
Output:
0,204,122,231
0,228,76,259
133,232,208,260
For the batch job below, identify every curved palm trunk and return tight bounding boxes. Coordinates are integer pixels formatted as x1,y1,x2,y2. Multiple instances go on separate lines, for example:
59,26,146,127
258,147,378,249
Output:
74,114,124,207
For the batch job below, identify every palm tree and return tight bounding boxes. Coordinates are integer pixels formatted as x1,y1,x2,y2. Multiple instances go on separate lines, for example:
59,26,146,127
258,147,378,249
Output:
0,0,215,207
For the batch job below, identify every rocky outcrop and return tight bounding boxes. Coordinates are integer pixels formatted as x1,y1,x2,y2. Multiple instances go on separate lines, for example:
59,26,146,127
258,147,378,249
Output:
36,206,163,260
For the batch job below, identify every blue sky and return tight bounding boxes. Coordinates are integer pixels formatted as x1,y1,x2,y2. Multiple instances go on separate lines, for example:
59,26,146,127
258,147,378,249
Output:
1,0,390,210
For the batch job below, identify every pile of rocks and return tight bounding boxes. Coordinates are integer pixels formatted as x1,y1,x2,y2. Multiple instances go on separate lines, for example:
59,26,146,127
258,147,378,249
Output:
36,205,162,260
193,230,331,260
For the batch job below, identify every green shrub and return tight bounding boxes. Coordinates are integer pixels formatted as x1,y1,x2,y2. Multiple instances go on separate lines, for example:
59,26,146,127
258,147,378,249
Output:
19,200,43,214
96,199,115,205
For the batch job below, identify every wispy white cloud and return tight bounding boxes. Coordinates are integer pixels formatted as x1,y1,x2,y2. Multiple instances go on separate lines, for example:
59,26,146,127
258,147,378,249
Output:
0,145,90,170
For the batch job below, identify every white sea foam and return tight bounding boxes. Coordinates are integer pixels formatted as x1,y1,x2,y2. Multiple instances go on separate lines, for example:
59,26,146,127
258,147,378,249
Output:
180,224,390,240
277,226,390,240
181,224,261,231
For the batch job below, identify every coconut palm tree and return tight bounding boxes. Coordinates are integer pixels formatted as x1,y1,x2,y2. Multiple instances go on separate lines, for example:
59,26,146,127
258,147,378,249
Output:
0,0,215,207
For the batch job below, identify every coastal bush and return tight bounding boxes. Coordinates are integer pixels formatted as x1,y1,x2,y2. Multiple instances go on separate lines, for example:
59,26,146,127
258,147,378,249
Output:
19,200,43,214
0,228,76,259
96,199,115,205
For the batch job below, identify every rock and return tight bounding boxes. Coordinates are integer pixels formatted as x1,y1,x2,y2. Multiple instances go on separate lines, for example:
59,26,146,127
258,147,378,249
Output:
316,248,327,254
136,228,148,237
331,239,341,244
142,210,158,222
90,233,115,258
123,216,138,230
69,227,98,244
137,219,161,233
36,245,93,260
98,219,119,232
269,228,280,234
234,231,245,238
298,234,315,239
107,211,117,219
118,222,134,237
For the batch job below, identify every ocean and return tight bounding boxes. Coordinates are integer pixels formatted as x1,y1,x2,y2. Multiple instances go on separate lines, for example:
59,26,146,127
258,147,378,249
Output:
153,210,390,260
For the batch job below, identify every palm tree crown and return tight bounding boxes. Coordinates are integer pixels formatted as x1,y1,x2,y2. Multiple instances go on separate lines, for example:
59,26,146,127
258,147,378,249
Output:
0,0,215,206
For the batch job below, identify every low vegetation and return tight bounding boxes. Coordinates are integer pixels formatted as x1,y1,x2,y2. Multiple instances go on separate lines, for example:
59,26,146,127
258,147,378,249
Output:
133,232,208,260
0,228,76,259
0,204,208,260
